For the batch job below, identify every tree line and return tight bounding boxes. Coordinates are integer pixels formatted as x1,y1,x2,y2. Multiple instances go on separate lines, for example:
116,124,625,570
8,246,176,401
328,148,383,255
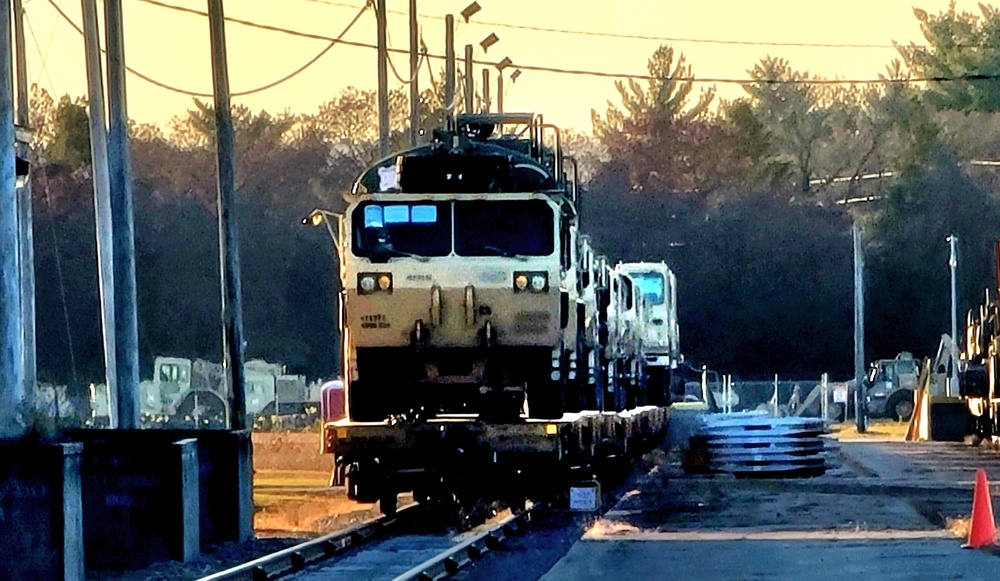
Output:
25,3,1000,393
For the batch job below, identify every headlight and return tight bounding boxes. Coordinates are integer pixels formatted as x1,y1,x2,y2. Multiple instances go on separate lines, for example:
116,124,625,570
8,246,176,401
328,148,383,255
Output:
513,271,548,293
358,272,392,294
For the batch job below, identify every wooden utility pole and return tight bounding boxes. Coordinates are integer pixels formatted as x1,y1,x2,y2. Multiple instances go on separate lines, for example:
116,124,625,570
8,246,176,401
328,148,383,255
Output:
208,0,247,431
1,0,26,439
497,71,503,113
853,221,867,433
464,45,474,114
408,0,419,146
13,0,35,418
481,68,490,113
81,0,119,426
104,0,140,428
444,15,455,126
376,0,389,157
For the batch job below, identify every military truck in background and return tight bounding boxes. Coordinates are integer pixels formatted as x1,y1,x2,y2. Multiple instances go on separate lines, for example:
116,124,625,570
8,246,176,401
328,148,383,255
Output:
863,352,919,421
91,355,320,427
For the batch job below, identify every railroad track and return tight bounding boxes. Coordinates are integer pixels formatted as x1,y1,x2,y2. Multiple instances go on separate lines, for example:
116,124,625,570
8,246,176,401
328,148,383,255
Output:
197,502,534,581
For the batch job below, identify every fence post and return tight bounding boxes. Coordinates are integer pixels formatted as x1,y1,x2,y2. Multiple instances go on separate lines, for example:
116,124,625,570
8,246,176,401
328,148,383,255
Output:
821,373,829,425
773,374,779,417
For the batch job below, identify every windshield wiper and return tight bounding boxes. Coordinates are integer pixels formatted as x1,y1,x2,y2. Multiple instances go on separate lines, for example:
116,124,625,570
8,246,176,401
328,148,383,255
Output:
483,245,529,261
372,242,430,263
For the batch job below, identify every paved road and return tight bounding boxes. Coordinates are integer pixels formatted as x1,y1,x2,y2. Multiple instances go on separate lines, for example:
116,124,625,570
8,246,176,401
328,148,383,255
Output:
541,536,998,581
530,411,1000,580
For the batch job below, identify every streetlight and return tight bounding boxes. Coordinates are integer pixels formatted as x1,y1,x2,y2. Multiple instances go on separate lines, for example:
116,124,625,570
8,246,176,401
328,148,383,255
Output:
479,32,499,52
460,1,481,22
947,234,959,396
495,57,512,113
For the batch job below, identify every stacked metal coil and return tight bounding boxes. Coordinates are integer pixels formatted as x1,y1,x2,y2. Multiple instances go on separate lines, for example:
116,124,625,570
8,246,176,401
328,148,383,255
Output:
691,413,829,478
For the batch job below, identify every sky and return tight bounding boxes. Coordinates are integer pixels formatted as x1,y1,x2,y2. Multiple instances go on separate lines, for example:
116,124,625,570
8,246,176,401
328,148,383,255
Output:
17,0,980,134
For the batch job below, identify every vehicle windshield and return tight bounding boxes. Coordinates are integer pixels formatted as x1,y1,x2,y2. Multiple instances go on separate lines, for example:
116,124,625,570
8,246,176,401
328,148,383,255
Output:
352,200,555,259
352,202,451,259
629,271,665,305
454,200,554,257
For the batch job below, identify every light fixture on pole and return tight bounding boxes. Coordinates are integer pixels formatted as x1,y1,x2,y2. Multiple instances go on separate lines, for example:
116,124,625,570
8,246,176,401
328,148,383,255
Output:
947,234,959,397
460,1,481,22
510,69,522,82
495,57,511,113
479,32,499,52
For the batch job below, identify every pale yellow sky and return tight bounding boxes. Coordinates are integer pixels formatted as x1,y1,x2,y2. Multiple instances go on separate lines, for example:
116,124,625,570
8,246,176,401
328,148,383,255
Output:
21,0,973,134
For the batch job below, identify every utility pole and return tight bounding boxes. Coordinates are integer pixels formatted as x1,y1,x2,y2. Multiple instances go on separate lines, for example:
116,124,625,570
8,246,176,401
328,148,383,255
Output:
376,0,389,157
464,44,474,114
853,221,867,433
13,0,35,420
208,0,247,431
82,0,119,427
481,68,490,113
408,0,419,147
496,72,503,113
444,15,455,127
948,234,959,396
104,0,140,429
1,0,26,440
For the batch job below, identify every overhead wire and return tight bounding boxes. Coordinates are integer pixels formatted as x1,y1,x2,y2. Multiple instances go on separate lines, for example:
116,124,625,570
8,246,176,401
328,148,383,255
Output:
45,0,370,97
24,10,81,389
370,0,423,85
48,0,1000,88
296,0,916,50
24,9,60,94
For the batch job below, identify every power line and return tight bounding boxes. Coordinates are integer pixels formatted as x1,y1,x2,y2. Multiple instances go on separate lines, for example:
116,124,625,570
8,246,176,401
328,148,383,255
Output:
370,0,423,85
24,9,60,94
298,0,911,50
45,0,369,97
71,0,1000,87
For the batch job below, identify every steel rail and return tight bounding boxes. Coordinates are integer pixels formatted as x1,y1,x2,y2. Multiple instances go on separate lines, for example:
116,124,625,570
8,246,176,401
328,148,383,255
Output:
392,505,535,581
196,504,419,581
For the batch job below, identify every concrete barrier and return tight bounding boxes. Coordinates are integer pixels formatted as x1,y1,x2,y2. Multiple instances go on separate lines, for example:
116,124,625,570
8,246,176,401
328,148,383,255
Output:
0,442,84,581
78,436,200,569
71,429,252,548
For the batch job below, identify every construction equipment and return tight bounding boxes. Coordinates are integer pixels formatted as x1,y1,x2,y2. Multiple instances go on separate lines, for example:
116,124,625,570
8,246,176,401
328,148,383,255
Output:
862,352,919,421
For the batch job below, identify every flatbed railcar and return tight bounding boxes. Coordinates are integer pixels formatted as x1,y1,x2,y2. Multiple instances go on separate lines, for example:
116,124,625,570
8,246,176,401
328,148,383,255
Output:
322,406,669,512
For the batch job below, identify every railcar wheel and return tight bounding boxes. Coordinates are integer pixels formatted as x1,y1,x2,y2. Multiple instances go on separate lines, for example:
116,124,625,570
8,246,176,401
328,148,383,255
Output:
379,491,398,517
345,462,381,503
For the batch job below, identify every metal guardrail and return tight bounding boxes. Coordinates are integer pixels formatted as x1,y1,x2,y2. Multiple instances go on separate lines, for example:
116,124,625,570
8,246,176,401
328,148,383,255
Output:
392,506,534,581
195,504,416,581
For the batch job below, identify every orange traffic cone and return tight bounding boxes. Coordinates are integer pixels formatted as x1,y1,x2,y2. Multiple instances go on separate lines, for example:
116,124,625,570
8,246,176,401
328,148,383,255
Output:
964,468,997,549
